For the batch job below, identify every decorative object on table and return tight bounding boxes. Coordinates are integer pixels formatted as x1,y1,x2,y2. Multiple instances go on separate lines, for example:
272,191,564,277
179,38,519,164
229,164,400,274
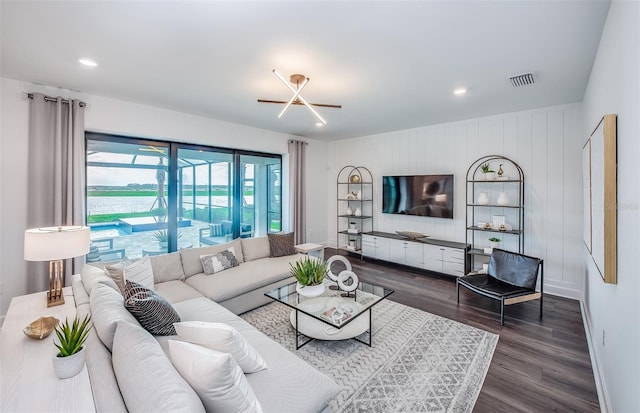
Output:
23,316,59,340
488,237,501,249
395,230,428,240
24,226,90,307
52,315,92,379
348,240,356,250
337,270,359,293
345,206,353,216
326,255,352,283
497,164,504,178
290,256,327,298
354,207,362,217
349,222,357,230
477,192,490,205
496,192,509,206
480,163,496,180
349,174,361,184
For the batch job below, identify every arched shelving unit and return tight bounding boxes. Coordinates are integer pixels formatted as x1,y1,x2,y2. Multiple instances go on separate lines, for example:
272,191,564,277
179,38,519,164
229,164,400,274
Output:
336,166,373,258
465,155,524,273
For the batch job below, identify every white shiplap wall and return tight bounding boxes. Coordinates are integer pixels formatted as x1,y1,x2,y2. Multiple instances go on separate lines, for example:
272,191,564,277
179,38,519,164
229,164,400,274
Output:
327,103,583,298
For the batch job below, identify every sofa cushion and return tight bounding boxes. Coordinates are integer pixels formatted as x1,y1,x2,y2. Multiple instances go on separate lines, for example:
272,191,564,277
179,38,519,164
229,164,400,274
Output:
184,254,304,303
180,239,244,277
168,340,263,413
90,282,141,351
174,321,267,373
150,251,186,283
124,281,180,336
106,257,155,292
112,322,205,413
154,280,204,304
200,249,239,274
80,264,119,296
267,232,295,257
241,236,271,262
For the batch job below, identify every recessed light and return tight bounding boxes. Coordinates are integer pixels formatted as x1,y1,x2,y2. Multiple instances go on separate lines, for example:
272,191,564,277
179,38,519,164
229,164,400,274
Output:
78,58,98,67
454,88,467,96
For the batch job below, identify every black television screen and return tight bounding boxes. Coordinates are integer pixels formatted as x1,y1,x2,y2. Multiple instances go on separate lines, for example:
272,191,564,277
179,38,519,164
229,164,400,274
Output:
382,175,454,218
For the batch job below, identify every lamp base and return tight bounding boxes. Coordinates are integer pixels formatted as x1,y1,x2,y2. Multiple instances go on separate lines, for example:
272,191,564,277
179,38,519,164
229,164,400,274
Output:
47,259,65,308
47,290,65,307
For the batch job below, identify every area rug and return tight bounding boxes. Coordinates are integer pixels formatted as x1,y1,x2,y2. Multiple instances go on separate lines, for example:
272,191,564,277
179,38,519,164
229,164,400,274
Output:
241,299,499,413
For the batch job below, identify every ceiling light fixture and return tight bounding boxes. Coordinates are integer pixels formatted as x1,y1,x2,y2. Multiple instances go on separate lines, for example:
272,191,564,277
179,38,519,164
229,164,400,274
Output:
454,88,467,96
78,58,98,67
257,70,342,125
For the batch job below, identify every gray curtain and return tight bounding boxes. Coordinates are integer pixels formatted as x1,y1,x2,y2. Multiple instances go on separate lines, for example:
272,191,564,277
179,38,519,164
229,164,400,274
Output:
288,140,307,244
27,93,86,292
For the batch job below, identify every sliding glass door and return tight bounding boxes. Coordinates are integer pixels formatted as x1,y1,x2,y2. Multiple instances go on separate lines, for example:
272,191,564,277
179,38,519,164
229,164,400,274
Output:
86,133,281,260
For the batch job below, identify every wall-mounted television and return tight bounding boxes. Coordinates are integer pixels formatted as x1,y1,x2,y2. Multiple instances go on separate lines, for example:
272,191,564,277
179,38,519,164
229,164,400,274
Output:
382,174,454,219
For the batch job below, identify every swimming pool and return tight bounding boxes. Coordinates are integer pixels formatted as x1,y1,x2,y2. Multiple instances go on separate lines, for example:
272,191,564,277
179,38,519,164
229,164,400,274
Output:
89,223,130,239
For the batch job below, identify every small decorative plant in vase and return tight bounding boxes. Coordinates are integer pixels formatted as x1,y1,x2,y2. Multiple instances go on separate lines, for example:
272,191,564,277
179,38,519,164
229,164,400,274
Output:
53,315,91,379
480,163,496,181
488,237,501,249
290,257,328,298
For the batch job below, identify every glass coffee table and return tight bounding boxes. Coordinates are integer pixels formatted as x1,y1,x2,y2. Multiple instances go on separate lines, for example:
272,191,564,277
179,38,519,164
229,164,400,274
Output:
265,281,394,349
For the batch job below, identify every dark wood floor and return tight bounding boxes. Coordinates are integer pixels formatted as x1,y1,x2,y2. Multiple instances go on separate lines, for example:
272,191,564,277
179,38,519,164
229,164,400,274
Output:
326,249,600,412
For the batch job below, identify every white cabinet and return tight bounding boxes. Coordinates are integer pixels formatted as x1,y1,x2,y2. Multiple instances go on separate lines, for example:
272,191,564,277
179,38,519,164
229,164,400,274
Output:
362,234,390,261
389,239,424,267
423,244,466,277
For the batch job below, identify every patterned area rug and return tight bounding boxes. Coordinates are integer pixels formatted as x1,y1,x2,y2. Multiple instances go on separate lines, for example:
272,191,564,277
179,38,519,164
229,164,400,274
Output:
241,299,499,413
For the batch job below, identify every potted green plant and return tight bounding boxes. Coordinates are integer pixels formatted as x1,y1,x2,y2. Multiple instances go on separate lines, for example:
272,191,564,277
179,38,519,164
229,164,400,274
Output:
488,237,501,249
153,230,169,247
52,315,91,379
290,257,328,297
480,163,496,181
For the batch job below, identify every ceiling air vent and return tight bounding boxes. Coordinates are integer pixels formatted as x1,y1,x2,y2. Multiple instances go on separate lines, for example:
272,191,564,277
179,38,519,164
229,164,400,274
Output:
509,73,535,87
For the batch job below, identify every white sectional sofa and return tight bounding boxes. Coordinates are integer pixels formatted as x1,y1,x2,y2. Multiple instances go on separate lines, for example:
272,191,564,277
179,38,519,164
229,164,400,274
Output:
71,235,340,413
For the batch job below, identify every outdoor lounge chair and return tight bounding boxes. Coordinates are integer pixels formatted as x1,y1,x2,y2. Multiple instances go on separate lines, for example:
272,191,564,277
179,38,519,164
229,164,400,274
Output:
199,220,253,246
456,248,543,325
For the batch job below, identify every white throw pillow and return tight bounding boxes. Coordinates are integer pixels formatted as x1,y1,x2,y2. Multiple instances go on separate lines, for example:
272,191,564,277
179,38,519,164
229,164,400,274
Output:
174,321,267,373
80,264,120,295
107,257,155,291
168,340,263,413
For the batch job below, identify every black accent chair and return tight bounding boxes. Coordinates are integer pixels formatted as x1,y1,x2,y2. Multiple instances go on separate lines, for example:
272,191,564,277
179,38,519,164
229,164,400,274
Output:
457,249,543,325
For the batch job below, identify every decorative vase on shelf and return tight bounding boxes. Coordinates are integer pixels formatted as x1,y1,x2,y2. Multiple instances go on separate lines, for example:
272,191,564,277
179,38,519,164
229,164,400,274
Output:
483,172,496,181
477,192,490,205
356,189,362,200
497,192,509,206
346,206,353,216
354,207,362,217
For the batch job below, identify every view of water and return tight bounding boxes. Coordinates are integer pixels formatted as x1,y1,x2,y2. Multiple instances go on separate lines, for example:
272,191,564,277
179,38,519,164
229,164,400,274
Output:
87,195,253,215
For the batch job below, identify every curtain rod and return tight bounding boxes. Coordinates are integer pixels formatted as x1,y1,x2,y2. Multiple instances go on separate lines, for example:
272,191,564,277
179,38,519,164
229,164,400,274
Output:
27,93,86,108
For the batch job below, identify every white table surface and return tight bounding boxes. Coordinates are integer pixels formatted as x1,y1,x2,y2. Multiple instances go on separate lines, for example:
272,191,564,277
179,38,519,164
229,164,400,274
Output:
1,287,95,412
294,243,325,253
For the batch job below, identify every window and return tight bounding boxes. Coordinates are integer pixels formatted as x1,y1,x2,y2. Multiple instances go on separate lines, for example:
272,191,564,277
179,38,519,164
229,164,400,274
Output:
85,133,281,260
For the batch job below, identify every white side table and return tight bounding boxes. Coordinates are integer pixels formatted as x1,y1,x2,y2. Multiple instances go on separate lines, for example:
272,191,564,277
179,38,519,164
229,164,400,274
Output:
294,243,325,259
0,287,95,412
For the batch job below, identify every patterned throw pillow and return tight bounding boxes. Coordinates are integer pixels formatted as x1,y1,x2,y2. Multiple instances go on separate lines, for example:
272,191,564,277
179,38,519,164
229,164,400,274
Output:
200,248,239,275
124,280,180,335
267,232,295,257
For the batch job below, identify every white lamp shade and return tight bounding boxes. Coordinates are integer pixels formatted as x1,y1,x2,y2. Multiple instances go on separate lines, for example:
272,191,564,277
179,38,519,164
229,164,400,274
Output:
24,226,90,261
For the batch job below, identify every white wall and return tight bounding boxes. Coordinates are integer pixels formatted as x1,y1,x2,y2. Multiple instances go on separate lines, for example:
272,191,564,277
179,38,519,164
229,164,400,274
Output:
327,103,584,298
581,1,640,412
0,77,329,317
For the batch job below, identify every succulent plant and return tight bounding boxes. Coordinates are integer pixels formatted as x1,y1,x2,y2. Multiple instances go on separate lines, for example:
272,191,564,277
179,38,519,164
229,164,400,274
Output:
54,315,91,357
289,257,327,287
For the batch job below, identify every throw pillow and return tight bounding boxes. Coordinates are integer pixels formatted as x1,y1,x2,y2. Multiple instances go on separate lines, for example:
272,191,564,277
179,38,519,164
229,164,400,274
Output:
268,232,295,257
174,321,267,373
124,280,180,336
106,257,155,293
89,282,141,351
80,264,120,295
241,236,271,261
113,322,205,413
200,248,239,275
168,340,263,413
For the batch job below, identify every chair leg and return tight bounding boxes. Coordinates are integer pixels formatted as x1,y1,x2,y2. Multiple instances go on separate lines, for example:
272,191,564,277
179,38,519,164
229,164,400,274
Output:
500,297,505,326
539,293,543,319
456,282,460,304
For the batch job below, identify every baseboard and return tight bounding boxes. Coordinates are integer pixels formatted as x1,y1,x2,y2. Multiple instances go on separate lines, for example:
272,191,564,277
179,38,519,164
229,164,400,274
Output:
580,299,612,413
542,284,582,300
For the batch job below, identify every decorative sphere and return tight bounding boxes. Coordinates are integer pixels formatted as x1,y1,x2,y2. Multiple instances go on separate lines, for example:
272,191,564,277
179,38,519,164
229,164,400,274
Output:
350,174,361,184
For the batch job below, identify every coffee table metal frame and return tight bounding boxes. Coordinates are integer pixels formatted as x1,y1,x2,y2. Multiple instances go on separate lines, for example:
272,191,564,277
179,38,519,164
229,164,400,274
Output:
265,281,394,349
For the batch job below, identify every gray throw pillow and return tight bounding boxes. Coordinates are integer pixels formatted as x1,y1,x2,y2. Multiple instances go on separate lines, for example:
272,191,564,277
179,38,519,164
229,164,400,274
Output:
124,280,180,336
200,248,239,275
268,232,295,257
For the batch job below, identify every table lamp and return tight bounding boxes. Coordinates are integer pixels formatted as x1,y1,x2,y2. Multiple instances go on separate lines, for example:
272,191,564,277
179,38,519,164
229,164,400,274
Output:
24,226,90,307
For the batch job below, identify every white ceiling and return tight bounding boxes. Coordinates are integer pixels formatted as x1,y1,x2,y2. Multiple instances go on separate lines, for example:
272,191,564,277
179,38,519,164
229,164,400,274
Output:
1,1,610,141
